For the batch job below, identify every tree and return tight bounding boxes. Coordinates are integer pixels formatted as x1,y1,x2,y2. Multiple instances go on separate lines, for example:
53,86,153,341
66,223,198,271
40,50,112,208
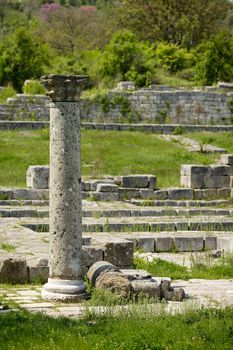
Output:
195,31,233,85
100,30,154,86
0,28,50,91
115,0,232,48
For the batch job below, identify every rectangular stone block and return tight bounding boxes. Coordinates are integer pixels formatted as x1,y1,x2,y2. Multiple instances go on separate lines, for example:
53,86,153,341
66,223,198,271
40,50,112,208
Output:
155,237,174,252
150,222,176,232
168,188,193,200
0,189,13,200
202,189,218,199
218,188,231,198
204,236,217,250
91,192,119,201
193,189,203,199
28,266,49,283
204,176,230,189
96,183,119,192
92,237,133,268
12,189,49,200
139,189,155,199
210,165,233,176
136,237,155,253
121,175,149,188
174,237,204,252
26,166,49,189
220,154,233,165
180,175,204,189
118,188,140,200
148,176,157,189
181,165,211,176
82,245,104,268
90,179,114,191
154,190,168,200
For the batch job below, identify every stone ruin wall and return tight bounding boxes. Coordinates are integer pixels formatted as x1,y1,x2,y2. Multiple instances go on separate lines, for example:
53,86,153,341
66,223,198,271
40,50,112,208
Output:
1,84,233,125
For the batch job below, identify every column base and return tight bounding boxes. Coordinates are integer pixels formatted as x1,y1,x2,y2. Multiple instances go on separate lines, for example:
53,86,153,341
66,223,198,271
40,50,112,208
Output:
41,278,87,302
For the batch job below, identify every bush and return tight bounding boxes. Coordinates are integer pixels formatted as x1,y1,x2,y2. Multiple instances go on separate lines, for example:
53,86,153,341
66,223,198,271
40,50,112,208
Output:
195,31,233,85
155,42,194,73
0,85,16,103
23,80,46,95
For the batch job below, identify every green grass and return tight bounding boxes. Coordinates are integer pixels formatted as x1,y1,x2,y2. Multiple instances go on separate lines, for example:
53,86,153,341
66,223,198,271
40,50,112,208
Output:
185,132,233,152
134,253,233,280
0,241,16,252
1,307,233,349
0,129,218,188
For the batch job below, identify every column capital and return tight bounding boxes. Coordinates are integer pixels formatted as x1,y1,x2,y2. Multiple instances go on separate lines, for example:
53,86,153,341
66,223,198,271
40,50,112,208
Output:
40,74,89,102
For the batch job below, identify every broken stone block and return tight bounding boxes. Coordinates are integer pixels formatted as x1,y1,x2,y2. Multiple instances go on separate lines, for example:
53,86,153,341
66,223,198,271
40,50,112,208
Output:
26,166,50,189
163,287,185,301
96,183,119,192
220,154,233,166
82,245,104,268
95,270,132,299
87,261,118,286
91,237,134,268
120,269,152,281
131,279,162,299
0,258,27,284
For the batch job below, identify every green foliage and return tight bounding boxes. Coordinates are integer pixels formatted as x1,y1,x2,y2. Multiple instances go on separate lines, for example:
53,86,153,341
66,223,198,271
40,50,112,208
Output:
22,80,46,95
155,42,194,73
0,85,16,103
195,31,233,85
0,28,51,91
100,30,154,87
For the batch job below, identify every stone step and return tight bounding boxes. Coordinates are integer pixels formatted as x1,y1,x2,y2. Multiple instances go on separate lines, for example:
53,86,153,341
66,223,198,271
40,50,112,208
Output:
1,206,233,218
23,216,233,233
130,199,229,207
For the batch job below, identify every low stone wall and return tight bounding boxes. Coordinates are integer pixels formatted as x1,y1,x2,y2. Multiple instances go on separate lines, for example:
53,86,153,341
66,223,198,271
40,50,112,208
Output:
1,83,233,125
181,154,233,191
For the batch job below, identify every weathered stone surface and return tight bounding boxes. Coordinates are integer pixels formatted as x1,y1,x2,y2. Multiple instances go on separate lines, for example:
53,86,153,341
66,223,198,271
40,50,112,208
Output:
0,258,27,284
181,175,204,189
204,176,230,189
120,175,149,188
220,154,233,166
120,269,152,281
40,74,88,102
91,238,133,268
28,265,49,283
154,190,169,200
139,189,155,199
155,237,174,252
118,188,140,200
163,287,185,301
210,165,233,176
91,192,119,201
131,279,162,298
95,270,132,298
96,183,119,192
174,237,204,252
181,165,212,176
82,245,104,268
218,188,231,198
87,261,117,286
168,188,193,200
90,179,115,191
136,237,155,253
27,166,49,189
205,237,217,250
148,176,157,190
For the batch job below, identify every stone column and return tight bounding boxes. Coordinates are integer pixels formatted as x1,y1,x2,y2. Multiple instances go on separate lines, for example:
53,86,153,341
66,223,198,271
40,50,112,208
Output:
40,74,88,301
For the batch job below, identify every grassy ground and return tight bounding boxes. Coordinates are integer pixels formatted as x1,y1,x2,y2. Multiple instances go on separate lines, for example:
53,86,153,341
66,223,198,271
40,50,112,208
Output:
185,132,233,152
0,129,221,188
1,307,233,349
134,253,233,280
